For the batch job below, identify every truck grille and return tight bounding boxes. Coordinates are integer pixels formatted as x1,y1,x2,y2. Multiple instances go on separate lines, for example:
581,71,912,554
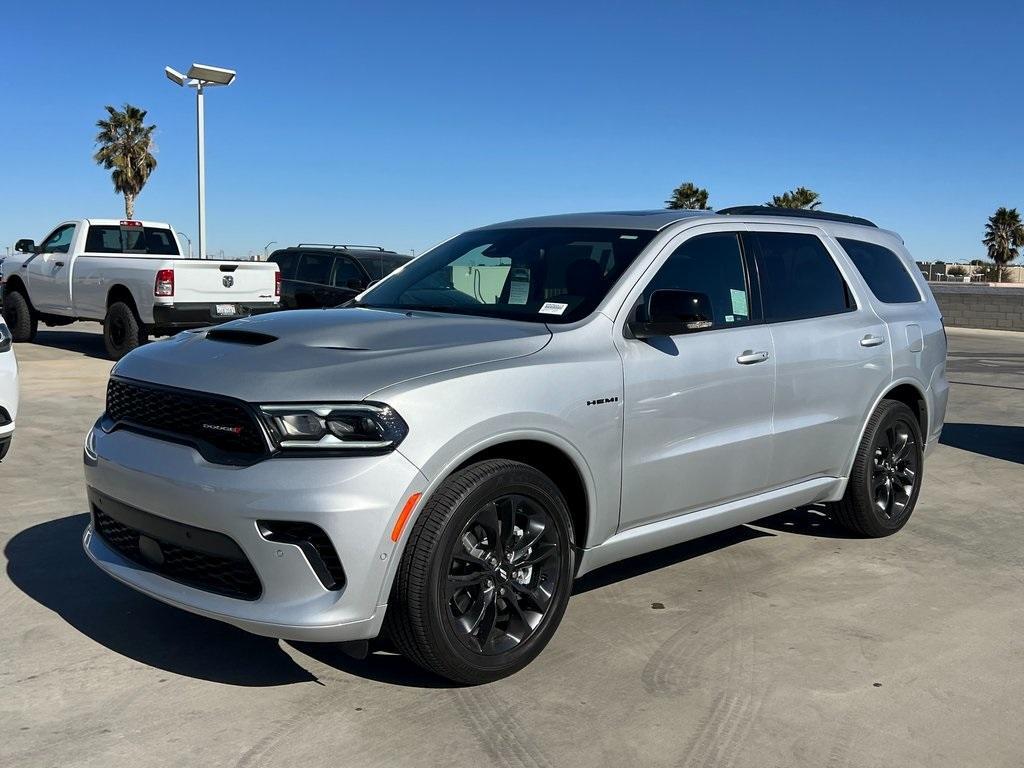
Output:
106,377,268,463
92,505,262,601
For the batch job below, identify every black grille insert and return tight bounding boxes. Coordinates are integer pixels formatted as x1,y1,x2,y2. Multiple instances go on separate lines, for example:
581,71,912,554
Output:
91,491,262,600
105,377,268,464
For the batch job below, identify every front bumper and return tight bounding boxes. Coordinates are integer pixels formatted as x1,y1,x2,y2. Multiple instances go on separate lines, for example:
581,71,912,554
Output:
83,426,426,642
151,302,280,330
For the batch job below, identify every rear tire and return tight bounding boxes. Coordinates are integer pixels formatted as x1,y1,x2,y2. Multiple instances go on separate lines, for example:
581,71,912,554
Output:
385,459,575,684
830,400,924,537
2,290,37,342
103,301,147,360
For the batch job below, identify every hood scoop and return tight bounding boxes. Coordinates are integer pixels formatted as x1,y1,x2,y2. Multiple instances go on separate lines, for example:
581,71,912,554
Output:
205,329,278,346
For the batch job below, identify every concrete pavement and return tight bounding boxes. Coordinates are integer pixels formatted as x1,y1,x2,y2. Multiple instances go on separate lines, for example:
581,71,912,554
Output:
1,324,1022,767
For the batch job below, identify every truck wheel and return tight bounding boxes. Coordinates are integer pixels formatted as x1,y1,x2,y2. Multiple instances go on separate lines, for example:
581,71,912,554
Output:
1,290,37,342
830,400,924,537
385,459,575,685
103,302,148,360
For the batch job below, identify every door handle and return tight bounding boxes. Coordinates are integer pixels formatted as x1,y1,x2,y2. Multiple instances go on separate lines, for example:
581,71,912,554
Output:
736,350,770,365
55,261,65,268
860,334,885,347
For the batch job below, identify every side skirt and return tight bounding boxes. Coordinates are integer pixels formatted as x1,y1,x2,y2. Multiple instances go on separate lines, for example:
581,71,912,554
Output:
575,476,843,577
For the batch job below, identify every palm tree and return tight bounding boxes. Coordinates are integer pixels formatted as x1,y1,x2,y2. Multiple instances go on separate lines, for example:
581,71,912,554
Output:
665,182,711,210
982,207,1024,282
768,187,821,210
94,104,157,219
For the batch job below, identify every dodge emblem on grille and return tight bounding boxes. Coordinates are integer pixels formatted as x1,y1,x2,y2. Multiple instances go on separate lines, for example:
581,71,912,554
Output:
202,423,244,435
222,275,234,288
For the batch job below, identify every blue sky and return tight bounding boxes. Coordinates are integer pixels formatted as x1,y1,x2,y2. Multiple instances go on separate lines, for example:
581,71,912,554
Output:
2,1,1021,262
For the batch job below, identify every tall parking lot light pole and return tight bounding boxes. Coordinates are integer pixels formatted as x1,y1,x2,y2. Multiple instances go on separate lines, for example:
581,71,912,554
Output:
165,63,236,260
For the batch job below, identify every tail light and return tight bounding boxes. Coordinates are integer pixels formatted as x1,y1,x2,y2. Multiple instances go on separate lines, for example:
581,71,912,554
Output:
155,269,175,297
275,271,281,297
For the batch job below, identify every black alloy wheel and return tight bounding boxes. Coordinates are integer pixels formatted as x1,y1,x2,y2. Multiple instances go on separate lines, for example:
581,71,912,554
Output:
445,492,562,655
386,459,575,684
831,399,924,537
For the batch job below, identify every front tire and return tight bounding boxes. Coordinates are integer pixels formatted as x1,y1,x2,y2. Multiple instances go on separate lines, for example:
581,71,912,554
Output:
385,459,575,684
830,400,924,537
2,290,37,342
103,301,148,360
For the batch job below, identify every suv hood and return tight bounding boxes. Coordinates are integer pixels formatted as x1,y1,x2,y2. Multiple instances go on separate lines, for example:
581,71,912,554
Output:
112,308,552,402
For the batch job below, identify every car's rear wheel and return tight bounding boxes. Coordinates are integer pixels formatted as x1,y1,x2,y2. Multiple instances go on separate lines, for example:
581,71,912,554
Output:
103,301,148,360
385,459,575,684
2,290,37,342
830,399,924,537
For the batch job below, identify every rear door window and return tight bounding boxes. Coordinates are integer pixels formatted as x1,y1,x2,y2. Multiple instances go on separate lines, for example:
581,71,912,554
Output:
332,257,363,288
837,238,921,303
295,253,332,285
754,232,855,322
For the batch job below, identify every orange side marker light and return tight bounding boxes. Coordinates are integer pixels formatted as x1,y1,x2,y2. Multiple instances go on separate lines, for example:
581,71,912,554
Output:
390,492,423,542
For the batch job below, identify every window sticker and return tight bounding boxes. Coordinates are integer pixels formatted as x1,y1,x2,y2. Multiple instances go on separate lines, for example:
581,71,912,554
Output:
539,301,568,315
730,288,748,317
507,267,531,305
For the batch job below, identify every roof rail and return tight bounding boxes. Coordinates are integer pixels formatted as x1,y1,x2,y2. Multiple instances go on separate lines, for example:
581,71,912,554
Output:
296,243,388,251
716,206,877,228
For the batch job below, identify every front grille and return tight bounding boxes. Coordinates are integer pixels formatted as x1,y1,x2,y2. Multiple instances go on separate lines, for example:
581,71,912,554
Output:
106,377,267,463
93,506,262,600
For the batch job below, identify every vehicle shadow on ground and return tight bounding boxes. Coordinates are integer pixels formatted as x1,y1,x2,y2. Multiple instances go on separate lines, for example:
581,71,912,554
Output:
753,504,863,539
572,525,773,595
4,513,318,687
939,422,1024,465
5,511,841,689
30,329,109,360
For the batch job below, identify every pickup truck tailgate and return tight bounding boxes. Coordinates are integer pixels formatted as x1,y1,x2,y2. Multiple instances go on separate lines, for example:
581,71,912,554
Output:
172,261,279,304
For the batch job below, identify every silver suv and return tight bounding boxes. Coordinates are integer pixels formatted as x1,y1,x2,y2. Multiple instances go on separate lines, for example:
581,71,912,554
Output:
83,208,948,683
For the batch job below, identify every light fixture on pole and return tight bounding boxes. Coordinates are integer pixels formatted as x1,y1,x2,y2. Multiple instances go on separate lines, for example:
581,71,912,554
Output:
176,231,193,259
263,241,277,259
165,63,236,260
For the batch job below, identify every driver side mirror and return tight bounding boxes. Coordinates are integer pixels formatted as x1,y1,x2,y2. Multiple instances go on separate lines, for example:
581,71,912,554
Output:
626,289,713,339
346,278,366,291
14,239,36,253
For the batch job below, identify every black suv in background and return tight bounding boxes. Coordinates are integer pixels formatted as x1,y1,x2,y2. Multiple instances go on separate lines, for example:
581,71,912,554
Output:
267,244,412,309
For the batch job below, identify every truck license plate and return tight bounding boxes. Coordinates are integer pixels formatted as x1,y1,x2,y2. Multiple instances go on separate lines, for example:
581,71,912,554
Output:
215,304,236,316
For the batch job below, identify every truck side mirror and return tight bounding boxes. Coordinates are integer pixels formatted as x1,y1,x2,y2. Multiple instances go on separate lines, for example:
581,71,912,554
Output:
14,239,36,253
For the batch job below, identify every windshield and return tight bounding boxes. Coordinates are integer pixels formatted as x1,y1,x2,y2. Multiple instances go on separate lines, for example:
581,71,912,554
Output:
357,227,655,323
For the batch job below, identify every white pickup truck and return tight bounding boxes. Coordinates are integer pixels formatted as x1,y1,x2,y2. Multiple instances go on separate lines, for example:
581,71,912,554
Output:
1,219,280,359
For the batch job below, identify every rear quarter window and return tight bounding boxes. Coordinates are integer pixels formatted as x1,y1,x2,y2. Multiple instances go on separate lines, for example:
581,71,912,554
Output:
269,251,299,279
837,238,922,304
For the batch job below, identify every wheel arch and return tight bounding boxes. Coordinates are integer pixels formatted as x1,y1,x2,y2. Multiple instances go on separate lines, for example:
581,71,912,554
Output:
448,438,591,551
378,432,598,608
838,378,929,487
3,274,31,305
106,284,140,314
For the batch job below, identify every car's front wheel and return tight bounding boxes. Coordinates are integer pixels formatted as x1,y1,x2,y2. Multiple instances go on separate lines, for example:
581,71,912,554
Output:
385,459,575,684
2,290,37,342
830,399,924,537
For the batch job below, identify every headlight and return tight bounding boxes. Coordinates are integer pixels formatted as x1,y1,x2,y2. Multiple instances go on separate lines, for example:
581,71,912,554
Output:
0,322,11,354
259,403,408,454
